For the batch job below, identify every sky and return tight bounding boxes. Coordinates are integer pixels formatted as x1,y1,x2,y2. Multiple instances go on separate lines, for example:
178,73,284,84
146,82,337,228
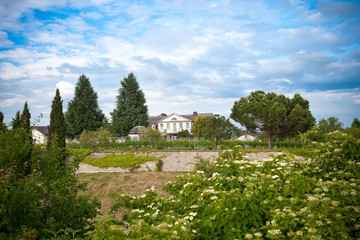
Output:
0,0,359,128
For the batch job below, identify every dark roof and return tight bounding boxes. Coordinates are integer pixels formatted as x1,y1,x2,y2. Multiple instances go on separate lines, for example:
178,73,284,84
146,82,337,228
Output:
33,126,49,135
148,116,165,126
148,112,213,124
182,113,213,121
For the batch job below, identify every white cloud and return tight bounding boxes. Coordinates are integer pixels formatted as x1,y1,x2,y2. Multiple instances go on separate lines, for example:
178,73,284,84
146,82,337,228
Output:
0,31,13,47
0,62,27,80
56,81,75,98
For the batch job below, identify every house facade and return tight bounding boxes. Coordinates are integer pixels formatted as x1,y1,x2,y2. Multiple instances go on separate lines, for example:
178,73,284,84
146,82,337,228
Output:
32,126,48,144
149,112,212,140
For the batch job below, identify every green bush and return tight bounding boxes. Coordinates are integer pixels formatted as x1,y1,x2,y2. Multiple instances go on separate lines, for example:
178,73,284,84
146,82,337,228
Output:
0,128,100,239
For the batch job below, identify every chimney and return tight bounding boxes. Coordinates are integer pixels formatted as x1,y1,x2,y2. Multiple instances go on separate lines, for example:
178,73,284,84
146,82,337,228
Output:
193,111,198,116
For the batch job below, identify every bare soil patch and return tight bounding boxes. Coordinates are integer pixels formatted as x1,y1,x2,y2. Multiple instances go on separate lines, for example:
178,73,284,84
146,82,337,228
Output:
77,172,185,216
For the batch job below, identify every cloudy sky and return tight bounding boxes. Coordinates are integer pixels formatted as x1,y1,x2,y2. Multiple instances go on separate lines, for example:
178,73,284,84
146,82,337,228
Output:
0,0,359,128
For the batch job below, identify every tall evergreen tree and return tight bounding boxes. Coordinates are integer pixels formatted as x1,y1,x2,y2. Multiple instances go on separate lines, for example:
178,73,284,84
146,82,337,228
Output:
12,111,21,130
15,101,32,175
0,111,5,132
65,75,105,138
111,73,149,136
48,89,67,165
20,102,31,134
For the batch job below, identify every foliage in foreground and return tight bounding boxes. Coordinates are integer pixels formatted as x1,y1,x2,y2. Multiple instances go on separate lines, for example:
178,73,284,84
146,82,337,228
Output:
91,132,360,239
0,128,100,239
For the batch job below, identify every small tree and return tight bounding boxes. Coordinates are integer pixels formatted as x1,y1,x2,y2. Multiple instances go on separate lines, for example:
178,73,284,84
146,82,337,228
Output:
65,75,105,138
111,73,149,136
139,127,162,145
79,127,111,149
351,117,360,129
191,115,212,138
197,115,235,150
178,129,191,139
48,89,67,165
318,116,343,134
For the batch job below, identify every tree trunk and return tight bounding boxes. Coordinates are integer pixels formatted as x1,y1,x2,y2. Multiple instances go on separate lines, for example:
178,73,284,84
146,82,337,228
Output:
266,131,272,149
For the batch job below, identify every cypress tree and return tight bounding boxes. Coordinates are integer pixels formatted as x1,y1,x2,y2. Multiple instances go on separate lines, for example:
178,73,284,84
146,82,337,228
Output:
110,73,149,136
48,89,67,165
12,111,21,130
20,101,31,134
65,75,105,138
17,101,32,175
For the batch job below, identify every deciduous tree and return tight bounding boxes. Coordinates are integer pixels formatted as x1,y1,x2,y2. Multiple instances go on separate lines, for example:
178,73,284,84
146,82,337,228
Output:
351,117,360,129
191,115,211,138
318,116,343,134
111,73,148,136
194,114,235,150
139,126,163,144
65,75,105,138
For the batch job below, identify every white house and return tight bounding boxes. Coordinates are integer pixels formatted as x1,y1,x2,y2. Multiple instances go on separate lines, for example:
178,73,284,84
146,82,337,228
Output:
152,112,212,140
235,133,257,141
32,126,48,144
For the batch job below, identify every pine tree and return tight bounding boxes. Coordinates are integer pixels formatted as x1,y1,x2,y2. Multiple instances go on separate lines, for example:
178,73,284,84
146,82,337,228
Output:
12,111,21,130
110,73,149,136
48,89,67,165
65,75,105,138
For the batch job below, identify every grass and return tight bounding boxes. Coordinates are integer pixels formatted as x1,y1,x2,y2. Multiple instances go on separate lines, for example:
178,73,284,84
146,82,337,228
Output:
77,172,186,216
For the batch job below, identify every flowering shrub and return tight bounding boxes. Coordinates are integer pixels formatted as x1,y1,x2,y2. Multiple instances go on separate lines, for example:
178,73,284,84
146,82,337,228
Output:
92,132,359,239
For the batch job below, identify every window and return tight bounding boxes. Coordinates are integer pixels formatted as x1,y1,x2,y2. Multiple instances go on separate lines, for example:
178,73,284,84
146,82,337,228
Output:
179,123,183,129
167,123,170,129
172,118,177,121
173,123,176,131
160,123,163,129
186,122,189,129
152,125,156,130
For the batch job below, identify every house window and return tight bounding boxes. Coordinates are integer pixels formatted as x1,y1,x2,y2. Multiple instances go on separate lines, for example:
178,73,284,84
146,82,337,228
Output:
167,123,170,129
179,123,183,129
186,122,189,129
160,124,163,129
172,118,177,121
152,125,156,130
173,123,176,131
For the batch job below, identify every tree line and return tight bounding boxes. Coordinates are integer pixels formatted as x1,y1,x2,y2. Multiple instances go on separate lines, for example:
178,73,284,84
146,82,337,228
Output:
1,73,358,150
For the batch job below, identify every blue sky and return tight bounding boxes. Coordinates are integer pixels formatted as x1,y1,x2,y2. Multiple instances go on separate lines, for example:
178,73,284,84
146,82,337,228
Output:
0,0,359,128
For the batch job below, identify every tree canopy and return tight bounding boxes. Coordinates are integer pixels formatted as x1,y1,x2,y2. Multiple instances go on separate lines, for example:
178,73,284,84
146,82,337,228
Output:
192,114,235,149
65,75,105,138
48,89,67,165
318,116,343,134
110,73,149,136
230,91,315,149
351,117,360,129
